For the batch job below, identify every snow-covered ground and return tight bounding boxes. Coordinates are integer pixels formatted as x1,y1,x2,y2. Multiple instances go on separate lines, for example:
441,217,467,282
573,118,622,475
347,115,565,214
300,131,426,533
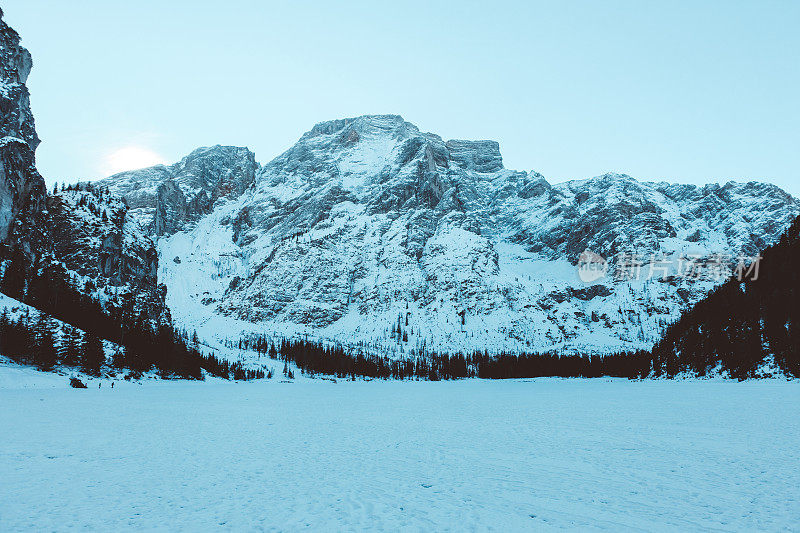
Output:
1,377,798,531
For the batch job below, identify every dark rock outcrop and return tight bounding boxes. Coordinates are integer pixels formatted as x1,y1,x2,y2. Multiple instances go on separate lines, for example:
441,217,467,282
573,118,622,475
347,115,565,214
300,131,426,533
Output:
0,8,46,250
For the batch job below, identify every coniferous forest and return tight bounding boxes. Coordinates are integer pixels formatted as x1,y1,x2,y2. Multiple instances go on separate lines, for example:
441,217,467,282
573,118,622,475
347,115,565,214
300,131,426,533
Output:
0,244,229,379
235,335,651,381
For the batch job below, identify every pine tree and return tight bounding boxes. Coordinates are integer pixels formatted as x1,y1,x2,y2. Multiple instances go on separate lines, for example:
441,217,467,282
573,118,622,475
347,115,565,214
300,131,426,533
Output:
80,333,105,375
32,315,58,370
111,346,127,369
60,327,82,366
1,246,27,299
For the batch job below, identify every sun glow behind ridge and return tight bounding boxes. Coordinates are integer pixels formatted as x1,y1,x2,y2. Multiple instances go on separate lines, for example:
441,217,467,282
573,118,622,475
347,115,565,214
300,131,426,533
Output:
103,146,166,176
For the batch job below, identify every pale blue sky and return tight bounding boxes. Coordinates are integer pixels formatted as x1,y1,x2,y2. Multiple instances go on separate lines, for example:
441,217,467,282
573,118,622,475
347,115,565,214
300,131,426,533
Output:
3,0,799,195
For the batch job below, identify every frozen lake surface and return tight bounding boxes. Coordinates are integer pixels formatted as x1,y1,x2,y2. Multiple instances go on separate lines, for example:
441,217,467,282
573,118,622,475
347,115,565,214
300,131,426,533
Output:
1,377,799,531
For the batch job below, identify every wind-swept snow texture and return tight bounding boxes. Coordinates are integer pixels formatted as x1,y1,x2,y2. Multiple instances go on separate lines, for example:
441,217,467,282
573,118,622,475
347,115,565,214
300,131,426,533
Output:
100,115,799,357
1,379,798,531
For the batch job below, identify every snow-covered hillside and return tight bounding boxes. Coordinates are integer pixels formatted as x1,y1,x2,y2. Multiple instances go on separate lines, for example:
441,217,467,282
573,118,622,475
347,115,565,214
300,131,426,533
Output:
100,115,799,356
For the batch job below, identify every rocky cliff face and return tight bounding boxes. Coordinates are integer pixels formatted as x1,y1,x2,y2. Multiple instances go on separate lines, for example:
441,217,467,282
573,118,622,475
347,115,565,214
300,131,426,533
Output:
0,12,164,321
500,173,794,263
42,183,166,320
47,186,157,287
0,8,46,250
98,145,258,236
103,115,799,355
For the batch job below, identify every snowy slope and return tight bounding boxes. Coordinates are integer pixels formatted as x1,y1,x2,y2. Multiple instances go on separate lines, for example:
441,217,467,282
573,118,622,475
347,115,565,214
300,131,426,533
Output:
101,115,799,356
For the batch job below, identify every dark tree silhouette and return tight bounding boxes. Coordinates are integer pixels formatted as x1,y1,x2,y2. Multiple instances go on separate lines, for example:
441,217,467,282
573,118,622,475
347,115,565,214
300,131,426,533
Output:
80,333,105,375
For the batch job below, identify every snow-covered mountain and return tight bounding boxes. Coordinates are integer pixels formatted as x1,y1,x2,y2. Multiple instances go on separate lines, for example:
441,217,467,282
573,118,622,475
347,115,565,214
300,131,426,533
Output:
98,115,799,355
2,2,796,359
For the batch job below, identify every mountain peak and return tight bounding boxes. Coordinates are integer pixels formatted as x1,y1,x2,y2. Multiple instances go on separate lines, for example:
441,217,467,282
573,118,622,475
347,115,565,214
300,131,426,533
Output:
594,172,636,183
305,114,418,140
99,145,257,235
174,145,257,175
183,144,253,159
